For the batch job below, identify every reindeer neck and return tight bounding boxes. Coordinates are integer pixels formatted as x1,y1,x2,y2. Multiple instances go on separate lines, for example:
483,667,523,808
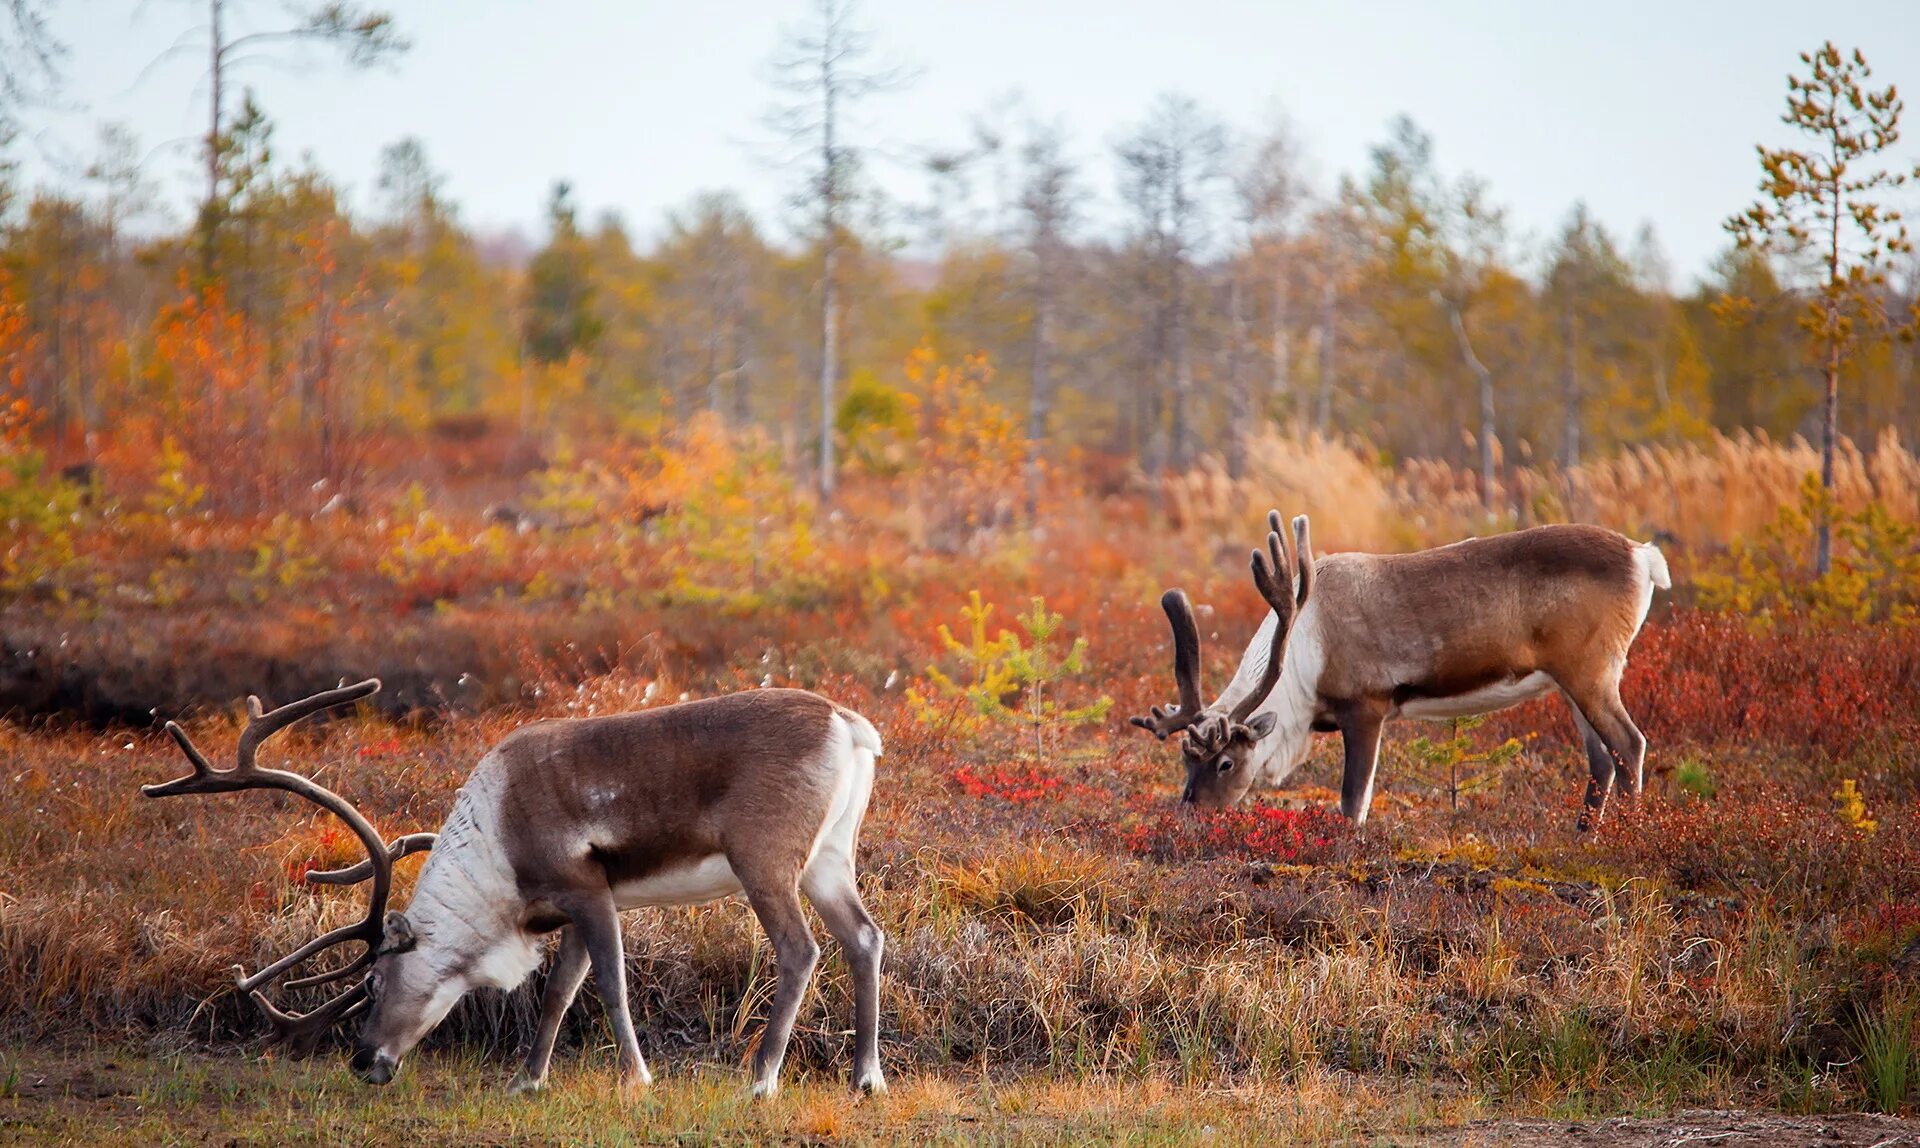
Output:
403,757,523,962
1211,605,1322,785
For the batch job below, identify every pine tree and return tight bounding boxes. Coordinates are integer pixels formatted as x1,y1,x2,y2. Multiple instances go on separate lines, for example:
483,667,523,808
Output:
522,182,602,367
1726,43,1916,574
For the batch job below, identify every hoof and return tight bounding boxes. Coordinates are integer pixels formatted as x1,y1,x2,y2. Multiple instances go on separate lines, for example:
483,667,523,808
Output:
506,1072,545,1097
855,1072,887,1097
749,1078,779,1102
618,1068,653,1098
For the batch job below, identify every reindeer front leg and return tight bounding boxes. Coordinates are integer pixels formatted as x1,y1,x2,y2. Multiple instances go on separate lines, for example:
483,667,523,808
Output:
1335,700,1389,825
509,927,591,1095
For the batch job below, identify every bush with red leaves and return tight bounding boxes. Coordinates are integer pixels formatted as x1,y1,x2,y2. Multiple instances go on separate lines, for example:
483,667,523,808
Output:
1484,608,1920,761
1120,801,1347,866
1592,788,1920,905
950,763,1064,804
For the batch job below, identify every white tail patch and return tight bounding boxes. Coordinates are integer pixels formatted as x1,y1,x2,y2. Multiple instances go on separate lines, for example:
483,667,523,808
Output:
839,708,884,758
1637,542,1671,590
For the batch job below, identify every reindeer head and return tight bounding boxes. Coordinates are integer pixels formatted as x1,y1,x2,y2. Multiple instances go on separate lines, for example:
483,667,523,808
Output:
350,907,470,1086
1130,512,1313,808
347,789,546,1087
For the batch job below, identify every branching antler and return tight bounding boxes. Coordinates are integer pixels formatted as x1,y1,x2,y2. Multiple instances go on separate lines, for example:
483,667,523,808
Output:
141,678,430,1053
1130,588,1207,740
306,833,438,885
1229,512,1312,725
1132,511,1318,743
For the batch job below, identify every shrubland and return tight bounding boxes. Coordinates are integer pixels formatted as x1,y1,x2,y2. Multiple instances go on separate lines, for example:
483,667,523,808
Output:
2,348,1918,1138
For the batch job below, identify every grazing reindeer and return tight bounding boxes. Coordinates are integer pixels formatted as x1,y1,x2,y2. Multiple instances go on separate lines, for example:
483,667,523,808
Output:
1133,512,1669,827
142,680,887,1098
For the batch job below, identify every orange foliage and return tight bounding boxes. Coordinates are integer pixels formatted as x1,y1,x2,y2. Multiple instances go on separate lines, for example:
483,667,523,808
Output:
0,273,37,449
147,280,272,511
900,343,1033,552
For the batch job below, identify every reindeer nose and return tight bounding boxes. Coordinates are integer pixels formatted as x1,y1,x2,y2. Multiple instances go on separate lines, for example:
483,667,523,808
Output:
1180,783,1197,805
351,1046,396,1085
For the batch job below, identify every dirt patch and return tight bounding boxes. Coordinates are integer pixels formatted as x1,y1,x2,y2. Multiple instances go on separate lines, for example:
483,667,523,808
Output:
1420,1110,1918,1148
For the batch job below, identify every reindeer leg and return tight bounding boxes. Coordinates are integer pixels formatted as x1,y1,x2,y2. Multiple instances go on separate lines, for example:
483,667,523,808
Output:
1562,678,1645,831
1335,701,1389,826
802,857,886,1095
737,862,820,1100
509,926,591,1095
567,891,651,1093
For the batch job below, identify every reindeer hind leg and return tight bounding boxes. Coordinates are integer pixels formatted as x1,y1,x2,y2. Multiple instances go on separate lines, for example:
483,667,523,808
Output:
1560,676,1646,831
803,855,885,1095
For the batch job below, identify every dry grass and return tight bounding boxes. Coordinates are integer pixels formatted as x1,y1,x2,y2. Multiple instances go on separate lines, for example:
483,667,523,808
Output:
1165,425,1920,558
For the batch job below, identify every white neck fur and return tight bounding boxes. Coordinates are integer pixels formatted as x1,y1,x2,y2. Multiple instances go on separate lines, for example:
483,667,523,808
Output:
402,757,527,979
1210,605,1323,786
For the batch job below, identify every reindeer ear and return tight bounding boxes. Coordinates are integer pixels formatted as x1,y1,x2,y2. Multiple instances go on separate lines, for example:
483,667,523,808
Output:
380,911,417,954
1242,712,1279,740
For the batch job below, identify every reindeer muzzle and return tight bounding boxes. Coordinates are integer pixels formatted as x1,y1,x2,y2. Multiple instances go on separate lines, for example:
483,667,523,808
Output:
351,1046,397,1085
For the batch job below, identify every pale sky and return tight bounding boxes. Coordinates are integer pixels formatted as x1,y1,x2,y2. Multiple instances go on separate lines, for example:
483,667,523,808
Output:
18,0,1920,286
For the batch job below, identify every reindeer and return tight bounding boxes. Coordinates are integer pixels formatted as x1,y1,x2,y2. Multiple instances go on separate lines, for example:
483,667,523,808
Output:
1132,512,1670,827
141,680,887,1099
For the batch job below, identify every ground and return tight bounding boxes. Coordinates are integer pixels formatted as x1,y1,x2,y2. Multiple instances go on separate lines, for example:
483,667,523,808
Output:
6,1049,1915,1147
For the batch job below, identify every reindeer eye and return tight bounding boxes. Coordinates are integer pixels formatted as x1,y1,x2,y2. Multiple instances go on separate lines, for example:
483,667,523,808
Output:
1216,758,1235,774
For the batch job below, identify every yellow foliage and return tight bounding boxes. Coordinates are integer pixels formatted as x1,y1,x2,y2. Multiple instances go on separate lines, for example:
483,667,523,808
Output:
1833,779,1878,835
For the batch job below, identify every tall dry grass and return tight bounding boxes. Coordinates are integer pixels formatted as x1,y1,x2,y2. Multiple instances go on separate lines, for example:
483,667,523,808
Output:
1163,427,1920,557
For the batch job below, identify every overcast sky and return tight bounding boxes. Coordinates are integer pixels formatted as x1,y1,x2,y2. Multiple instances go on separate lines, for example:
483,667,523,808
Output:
17,0,1920,286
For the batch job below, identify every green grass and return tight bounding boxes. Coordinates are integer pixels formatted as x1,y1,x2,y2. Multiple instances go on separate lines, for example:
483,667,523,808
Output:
0,1046,1444,1147
1856,994,1917,1116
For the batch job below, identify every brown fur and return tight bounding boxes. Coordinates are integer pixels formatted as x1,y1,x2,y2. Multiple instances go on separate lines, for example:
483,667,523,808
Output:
1309,524,1642,707
495,690,840,907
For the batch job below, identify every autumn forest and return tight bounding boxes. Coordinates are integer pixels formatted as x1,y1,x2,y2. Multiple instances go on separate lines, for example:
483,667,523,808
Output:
2,2,1920,1144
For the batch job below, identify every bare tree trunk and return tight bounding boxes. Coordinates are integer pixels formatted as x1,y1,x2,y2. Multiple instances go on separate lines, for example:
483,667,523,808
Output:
1025,248,1052,520
1818,320,1839,575
1168,262,1191,471
1028,252,1052,445
1448,303,1497,514
704,322,723,417
1316,274,1336,434
815,37,841,500
201,0,223,283
1560,301,1581,514
818,241,837,497
733,357,753,427
1270,251,1289,411
1226,269,1250,478
1815,188,1843,577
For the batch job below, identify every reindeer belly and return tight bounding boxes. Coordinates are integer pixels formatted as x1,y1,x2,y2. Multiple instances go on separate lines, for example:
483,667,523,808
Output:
1391,671,1554,720
612,854,744,909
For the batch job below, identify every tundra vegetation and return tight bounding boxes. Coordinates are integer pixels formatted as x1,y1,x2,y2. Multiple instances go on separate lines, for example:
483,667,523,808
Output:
0,9,1917,1142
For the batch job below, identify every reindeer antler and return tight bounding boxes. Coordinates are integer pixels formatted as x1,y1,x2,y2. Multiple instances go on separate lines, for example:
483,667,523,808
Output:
1229,511,1312,725
142,679,429,1053
1130,588,1208,740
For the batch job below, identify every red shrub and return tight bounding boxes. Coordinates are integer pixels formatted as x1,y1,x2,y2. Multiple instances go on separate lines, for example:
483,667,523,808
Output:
1593,789,1920,905
1120,801,1347,866
1484,609,1920,759
950,763,1064,804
